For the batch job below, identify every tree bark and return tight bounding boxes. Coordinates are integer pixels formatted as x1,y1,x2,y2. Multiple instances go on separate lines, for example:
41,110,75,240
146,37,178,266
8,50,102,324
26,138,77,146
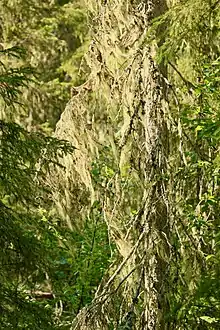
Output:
54,1,171,329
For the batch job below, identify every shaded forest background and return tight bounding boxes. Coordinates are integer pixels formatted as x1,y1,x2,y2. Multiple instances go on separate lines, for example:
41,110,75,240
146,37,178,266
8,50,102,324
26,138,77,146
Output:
0,0,220,329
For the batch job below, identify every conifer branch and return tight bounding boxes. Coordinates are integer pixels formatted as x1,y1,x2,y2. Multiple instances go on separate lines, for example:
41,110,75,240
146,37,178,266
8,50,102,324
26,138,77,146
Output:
168,61,195,91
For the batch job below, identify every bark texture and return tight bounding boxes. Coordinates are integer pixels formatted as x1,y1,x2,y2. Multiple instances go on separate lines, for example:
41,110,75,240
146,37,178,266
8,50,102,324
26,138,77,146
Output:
54,1,173,329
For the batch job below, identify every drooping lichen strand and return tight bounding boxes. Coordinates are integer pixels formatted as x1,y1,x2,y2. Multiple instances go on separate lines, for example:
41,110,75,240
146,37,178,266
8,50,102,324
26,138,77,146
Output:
52,0,220,328
54,1,172,329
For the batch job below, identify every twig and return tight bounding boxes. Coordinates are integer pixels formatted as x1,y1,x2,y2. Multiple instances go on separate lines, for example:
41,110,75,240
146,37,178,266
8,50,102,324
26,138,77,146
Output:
168,61,195,90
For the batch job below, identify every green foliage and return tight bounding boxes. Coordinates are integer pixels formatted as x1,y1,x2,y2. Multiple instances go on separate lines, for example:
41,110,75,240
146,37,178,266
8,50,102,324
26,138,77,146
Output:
0,0,88,129
183,58,220,145
0,121,73,203
2,0,219,328
0,4,115,330
0,46,75,328
0,46,35,106
52,202,114,319
149,2,220,329
151,0,220,63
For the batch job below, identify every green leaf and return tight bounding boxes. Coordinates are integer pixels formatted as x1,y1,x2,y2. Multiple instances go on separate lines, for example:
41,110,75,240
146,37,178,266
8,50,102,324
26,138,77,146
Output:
205,254,215,261
200,316,218,324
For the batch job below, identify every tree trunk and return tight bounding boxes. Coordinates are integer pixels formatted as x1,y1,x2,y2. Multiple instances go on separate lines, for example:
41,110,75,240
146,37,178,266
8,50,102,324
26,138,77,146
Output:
54,1,172,329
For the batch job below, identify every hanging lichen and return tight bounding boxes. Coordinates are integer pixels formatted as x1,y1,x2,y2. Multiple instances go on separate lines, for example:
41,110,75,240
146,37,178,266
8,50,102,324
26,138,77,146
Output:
52,0,220,329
